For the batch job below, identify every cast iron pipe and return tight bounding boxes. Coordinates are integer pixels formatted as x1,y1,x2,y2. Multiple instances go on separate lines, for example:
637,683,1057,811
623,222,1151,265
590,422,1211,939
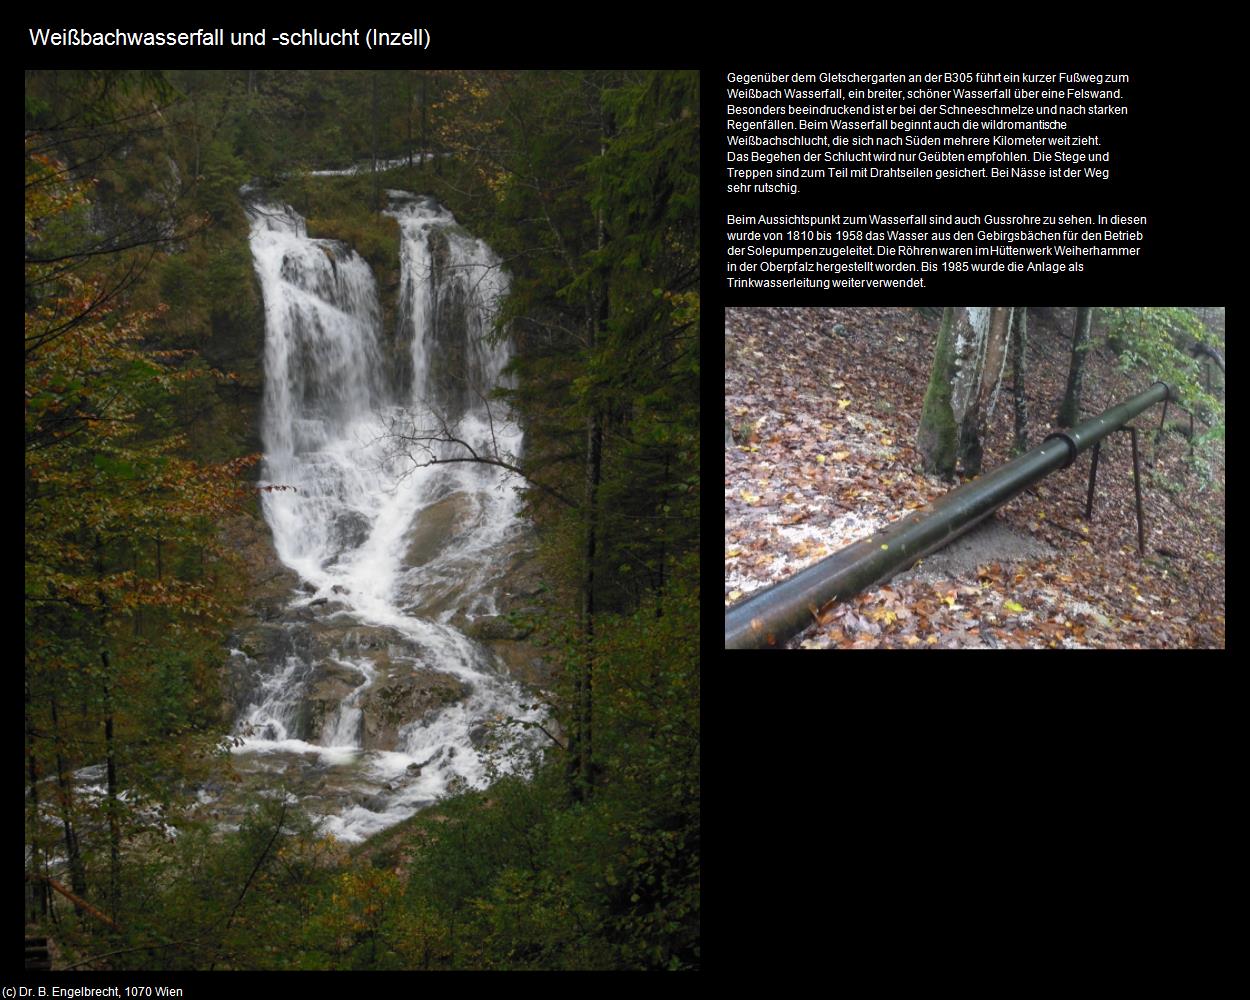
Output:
725,382,1176,649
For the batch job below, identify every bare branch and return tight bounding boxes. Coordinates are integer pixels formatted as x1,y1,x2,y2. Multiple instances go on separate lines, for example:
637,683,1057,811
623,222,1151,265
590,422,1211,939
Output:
381,402,578,509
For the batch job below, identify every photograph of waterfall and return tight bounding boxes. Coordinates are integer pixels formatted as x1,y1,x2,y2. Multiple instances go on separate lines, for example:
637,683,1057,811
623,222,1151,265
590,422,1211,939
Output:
26,68,699,972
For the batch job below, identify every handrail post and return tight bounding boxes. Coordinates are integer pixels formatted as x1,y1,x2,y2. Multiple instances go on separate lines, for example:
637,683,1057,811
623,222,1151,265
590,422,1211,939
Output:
1130,426,1145,556
1085,440,1101,520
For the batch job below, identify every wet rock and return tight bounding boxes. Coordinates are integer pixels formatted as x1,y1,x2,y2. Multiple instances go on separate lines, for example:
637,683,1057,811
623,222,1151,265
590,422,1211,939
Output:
305,621,418,664
498,555,546,605
219,513,302,613
234,623,292,664
406,750,442,776
466,614,533,641
305,659,367,744
256,600,287,622
359,667,469,751
308,660,366,700
489,642,557,688
402,491,476,568
329,510,372,551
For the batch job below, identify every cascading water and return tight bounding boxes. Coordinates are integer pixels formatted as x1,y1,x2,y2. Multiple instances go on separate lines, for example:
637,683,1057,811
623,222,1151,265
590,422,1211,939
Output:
234,192,540,842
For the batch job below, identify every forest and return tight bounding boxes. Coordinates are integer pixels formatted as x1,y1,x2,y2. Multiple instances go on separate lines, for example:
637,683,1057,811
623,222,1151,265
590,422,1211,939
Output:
726,306,1225,649
26,69,699,971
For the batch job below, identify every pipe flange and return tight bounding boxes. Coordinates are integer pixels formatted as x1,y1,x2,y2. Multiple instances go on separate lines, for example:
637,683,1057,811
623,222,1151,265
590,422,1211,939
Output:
1041,431,1079,469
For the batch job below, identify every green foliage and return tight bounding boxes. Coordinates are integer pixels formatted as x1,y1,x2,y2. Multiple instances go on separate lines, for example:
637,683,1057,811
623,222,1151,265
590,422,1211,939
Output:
26,69,700,971
379,561,699,970
273,172,402,285
26,76,260,937
1101,307,1225,441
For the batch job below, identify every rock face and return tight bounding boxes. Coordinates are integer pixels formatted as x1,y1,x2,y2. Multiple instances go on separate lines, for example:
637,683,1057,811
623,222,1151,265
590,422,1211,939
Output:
403,490,476,568
465,614,533,641
228,610,473,751
486,639,556,690
358,667,469,750
221,512,302,624
442,548,557,691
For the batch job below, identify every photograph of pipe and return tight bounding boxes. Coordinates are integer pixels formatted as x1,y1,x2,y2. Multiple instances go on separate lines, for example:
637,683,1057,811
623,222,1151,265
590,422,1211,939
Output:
725,382,1176,649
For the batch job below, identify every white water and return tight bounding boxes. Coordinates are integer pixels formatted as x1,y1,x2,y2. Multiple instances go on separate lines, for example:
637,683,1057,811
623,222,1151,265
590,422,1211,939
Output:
239,193,539,842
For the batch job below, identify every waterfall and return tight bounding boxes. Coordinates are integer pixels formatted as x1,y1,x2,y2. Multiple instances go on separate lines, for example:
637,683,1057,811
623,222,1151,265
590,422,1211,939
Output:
238,193,539,843
385,192,524,619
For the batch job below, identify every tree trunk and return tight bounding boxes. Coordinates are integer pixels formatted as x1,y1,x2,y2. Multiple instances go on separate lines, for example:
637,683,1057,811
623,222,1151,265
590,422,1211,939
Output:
917,308,960,477
1011,307,1030,454
102,653,121,920
93,531,122,918
421,74,429,162
980,307,1014,423
567,104,614,805
964,306,1014,475
918,307,1012,477
50,697,88,905
568,403,602,804
1058,307,1094,427
370,76,381,211
26,667,48,920
406,71,414,168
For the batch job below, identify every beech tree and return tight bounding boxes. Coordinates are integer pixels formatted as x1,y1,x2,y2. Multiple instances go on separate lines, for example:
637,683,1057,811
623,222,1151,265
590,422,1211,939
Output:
916,307,1014,477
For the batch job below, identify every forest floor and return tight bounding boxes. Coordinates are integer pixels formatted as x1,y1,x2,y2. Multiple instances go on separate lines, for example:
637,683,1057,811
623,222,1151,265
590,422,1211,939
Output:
724,307,1226,650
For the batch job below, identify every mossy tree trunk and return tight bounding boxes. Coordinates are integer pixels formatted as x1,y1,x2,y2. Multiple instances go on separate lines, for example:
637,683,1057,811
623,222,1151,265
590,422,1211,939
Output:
917,307,1013,477
1057,307,1094,427
917,308,960,477
1011,307,1030,454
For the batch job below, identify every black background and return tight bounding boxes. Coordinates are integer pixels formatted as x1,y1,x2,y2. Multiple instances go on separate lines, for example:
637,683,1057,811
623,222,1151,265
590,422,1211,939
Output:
25,19,1233,979
713,40,1227,303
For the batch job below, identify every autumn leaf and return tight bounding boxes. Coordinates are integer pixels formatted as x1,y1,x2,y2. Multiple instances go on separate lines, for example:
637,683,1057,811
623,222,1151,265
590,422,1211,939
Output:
1003,600,1026,613
831,451,850,461
837,399,851,410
